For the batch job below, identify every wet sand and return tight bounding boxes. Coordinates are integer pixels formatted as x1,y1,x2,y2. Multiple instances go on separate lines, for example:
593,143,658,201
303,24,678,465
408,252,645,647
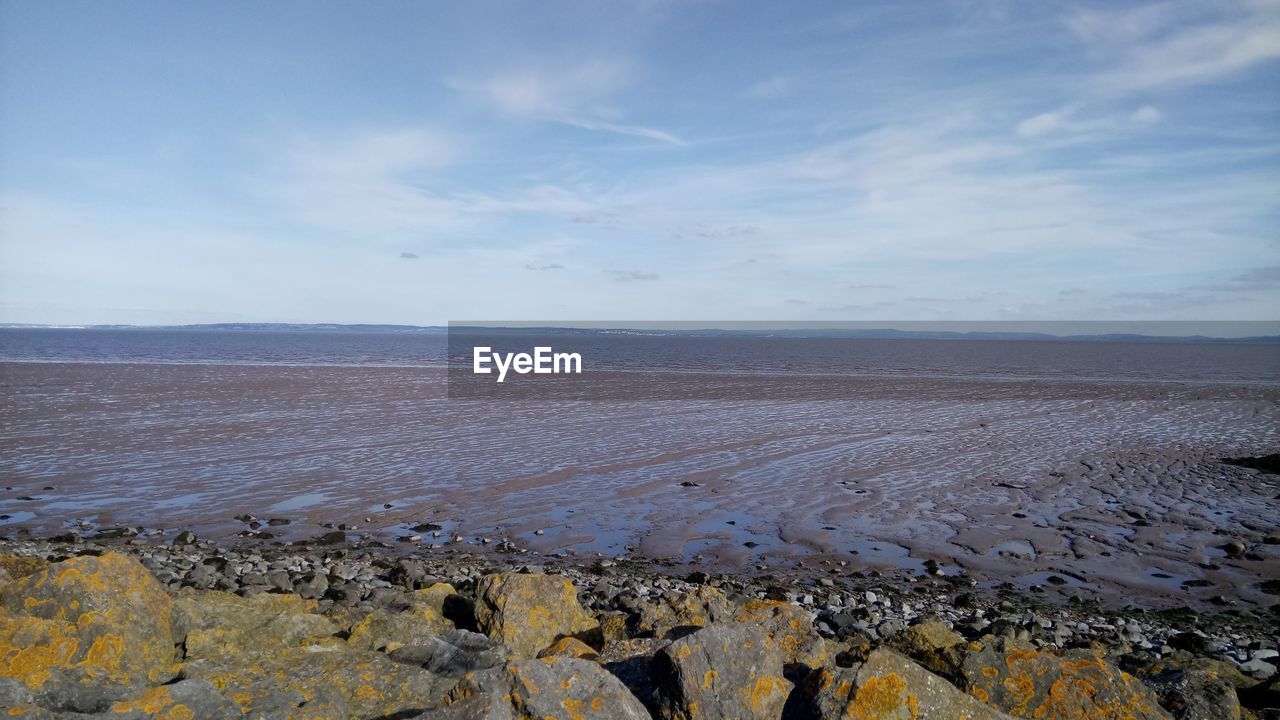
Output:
1,361,1277,609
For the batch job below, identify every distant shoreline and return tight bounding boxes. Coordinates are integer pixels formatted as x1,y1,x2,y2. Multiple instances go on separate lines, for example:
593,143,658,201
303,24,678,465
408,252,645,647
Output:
2,323,1279,344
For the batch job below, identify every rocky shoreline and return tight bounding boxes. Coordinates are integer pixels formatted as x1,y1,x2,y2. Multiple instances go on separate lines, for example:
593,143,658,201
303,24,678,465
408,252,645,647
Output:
0,534,1277,718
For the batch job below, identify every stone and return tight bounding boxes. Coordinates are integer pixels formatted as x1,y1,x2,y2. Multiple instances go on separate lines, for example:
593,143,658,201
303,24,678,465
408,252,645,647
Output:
596,637,672,710
387,629,507,677
598,610,630,642
0,552,177,710
0,555,49,581
962,637,1172,719
804,648,1014,719
107,679,244,719
731,599,829,669
172,589,338,657
537,636,599,660
437,656,650,720
346,590,455,653
652,622,793,720
183,646,453,719
1137,665,1242,720
894,619,967,678
635,585,732,638
473,573,598,658
174,586,450,718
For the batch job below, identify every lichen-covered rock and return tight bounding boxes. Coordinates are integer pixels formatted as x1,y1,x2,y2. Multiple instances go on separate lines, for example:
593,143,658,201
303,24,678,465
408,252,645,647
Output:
107,679,244,719
0,555,49,582
636,586,732,639
172,588,338,657
437,656,650,720
473,573,597,658
598,610,630,643
894,619,967,678
598,637,672,710
386,628,508,677
174,586,451,718
1135,661,1243,719
652,622,793,720
346,601,454,653
182,645,454,719
537,636,599,660
805,648,1014,719
0,553,177,709
732,599,829,669
963,638,1172,719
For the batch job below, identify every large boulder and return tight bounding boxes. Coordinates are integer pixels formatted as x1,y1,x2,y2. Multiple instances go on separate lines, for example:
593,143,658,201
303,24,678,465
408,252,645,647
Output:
962,638,1172,719
805,648,1013,719
473,573,598,658
437,656,650,720
635,586,733,638
0,552,177,710
176,587,452,718
343,582,459,652
107,679,244,719
894,619,967,678
386,629,508,677
652,622,793,720
732,599,829,669
172,589,339,657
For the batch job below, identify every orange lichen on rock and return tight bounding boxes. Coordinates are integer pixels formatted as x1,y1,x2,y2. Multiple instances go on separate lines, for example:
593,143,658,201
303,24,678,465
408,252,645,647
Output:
474,573,598,659
0,552,176,695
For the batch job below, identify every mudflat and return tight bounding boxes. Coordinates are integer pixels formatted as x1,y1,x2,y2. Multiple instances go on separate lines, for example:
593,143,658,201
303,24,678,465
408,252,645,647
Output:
1,360,1277,609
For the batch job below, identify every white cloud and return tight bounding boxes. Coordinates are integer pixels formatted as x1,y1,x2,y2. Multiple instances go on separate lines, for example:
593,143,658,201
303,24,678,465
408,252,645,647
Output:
746,75,790,99
1129,105,1163,124
461,60,683,144
1074,1,1280,93
1016,111,1065,137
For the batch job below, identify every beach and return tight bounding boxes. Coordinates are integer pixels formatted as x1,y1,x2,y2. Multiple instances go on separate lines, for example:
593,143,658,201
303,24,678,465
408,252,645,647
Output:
2,336,1277,612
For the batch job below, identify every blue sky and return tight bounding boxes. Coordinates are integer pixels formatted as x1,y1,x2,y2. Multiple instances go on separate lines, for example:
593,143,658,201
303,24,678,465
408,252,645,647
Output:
1,0,1277,324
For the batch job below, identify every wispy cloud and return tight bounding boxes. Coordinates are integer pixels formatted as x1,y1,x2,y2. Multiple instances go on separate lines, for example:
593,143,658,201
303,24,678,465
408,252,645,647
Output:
525,263,565,271
607,269,659,282
458,60,683,144
1072,1,1280,93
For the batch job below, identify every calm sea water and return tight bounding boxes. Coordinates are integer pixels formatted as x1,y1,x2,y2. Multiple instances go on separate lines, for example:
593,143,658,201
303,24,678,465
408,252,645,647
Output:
1,328,1277,383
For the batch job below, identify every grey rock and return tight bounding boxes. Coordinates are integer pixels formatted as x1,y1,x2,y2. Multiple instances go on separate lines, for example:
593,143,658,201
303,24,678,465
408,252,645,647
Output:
652,623,792,720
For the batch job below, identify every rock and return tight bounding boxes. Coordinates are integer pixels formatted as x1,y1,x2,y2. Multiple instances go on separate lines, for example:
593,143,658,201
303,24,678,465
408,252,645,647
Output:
963,637,1172,719
0,555,48,581
473,573,598,658
804,648,1013,719
596,637,671,709
183,645,454,719
172,589,337,657
894,619,967,678
1240,658,1277,681
635,585,732,638
652,622,793,720
598,610,630,643
537,636,599,660
345,586,458,653
172,586,451,718
731,599,829,669
107,679,243,719
1137,665,1242,720
387,629,507,677
0,552,177,710
437,656,650,720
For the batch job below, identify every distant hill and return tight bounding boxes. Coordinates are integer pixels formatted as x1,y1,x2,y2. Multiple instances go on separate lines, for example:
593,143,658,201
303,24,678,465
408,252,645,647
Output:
2,323,1276,343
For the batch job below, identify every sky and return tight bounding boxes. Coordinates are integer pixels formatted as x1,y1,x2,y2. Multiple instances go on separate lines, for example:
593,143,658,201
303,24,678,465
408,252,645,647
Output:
1,0,1278,325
